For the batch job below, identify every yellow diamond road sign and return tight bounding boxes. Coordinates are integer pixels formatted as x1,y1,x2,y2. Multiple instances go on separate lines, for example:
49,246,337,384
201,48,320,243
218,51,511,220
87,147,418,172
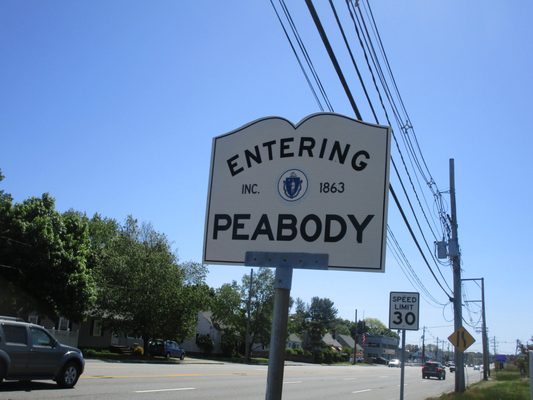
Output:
448,326,475,352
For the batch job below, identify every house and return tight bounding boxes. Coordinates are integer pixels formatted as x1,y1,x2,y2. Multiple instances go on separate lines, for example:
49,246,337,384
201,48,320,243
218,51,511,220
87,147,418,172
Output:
26,312,80,347
336,334,364,358
77,311,223,353
287,333,303,350
77,316,142,349
181,311,223,354
322,332,343,351
361,333,399,361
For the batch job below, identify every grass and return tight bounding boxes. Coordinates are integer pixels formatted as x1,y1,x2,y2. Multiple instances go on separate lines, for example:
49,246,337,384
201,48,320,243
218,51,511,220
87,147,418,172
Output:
427,367,530,400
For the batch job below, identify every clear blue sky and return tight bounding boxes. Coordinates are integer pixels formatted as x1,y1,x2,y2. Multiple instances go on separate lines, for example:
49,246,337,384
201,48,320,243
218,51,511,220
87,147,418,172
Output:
1,1,531,355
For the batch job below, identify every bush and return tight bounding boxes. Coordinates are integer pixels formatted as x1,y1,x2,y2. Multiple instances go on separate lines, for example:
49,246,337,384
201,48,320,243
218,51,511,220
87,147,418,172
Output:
83,348,98,357
196,334,214,354
132,345,144,356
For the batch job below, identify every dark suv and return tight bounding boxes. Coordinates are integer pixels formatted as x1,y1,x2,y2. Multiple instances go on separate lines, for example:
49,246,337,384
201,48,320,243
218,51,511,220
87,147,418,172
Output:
0,317,85,387
422,361,446,380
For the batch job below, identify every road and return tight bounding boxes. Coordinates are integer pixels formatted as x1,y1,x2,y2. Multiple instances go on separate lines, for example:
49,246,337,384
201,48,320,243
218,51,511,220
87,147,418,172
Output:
0,359,484,400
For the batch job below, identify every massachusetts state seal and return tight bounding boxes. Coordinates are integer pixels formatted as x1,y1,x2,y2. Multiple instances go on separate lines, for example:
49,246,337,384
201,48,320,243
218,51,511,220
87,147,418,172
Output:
278,169,308,202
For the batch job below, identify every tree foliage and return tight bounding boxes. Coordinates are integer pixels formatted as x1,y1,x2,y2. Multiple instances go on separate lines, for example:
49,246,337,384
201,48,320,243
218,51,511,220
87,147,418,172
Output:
210,268,275,357
0,188,96,320
363,317,399,338
90,216,210,353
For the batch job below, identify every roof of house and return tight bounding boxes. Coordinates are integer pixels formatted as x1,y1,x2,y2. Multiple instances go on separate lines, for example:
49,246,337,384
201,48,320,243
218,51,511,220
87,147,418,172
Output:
287,333,302,343
322,332,343,349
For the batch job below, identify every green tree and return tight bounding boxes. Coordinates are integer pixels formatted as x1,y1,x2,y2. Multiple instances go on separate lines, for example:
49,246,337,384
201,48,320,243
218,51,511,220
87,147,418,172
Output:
210,268,275,358
92,217,209,354
288,298,308,335
241,267,275,356
307,297,338,357
0,190,96,320
211,282,242,356
364,317,399,338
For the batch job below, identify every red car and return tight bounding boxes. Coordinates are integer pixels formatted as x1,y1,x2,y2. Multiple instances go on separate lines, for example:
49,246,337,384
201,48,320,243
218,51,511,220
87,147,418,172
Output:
422,361,446,380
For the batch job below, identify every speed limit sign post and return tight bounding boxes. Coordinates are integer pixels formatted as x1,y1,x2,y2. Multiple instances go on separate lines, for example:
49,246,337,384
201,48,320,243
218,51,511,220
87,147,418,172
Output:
389,292,419,400
389,291,420,330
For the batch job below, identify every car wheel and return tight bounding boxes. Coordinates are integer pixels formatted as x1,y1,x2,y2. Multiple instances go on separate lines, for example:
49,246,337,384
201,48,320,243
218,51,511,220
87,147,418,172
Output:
0,361,6,384
57,361,80,388
180,354,185,360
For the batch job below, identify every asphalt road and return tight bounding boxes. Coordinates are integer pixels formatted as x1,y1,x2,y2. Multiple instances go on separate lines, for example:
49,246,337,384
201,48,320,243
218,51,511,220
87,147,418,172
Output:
0,359,484,400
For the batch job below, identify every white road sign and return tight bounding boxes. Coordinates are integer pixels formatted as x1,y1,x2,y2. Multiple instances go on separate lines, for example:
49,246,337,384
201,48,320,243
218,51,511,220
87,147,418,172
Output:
389,292,420,330
203,113,391,271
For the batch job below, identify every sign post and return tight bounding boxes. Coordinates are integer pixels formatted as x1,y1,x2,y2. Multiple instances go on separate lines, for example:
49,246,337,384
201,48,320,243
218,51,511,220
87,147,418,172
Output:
389,292,420,400
204,113,391,400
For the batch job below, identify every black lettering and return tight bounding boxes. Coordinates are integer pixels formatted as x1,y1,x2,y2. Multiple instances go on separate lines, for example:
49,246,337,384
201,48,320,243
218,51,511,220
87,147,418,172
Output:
213,214,231,239
319,138,328,158
300,214,321,242
276,214,297,241
227,155,243,176
279,137,294,158
244,145,262,168
251,214,274,240
348,214,374,243
232,214,250,240
324,214,347,242
351,150,369,171
328,141,351,164
298,137,315,157
262,140,276,161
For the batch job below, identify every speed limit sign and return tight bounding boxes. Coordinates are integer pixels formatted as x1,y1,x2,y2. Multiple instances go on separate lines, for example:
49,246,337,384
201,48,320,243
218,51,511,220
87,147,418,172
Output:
389,292,420,330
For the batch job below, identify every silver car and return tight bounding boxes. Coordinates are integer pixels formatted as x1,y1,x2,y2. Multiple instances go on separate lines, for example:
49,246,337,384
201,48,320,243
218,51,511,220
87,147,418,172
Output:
0,317,85,387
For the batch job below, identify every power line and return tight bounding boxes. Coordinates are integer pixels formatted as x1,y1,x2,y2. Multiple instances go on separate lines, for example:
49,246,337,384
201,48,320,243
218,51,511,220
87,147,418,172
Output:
273,0,452,300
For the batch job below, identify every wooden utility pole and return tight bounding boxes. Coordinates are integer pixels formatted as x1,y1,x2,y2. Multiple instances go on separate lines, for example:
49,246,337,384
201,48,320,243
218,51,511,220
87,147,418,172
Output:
352,309,358,365
245,269,253,363
450,158,465,392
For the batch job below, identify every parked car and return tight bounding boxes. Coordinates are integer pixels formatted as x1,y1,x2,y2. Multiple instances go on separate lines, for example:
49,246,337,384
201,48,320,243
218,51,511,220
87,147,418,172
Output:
422,361,446,380
473,364,481,371
449,362,456,372
148,339,185,360
388,358,401,368
0,316,85,387
372,356,389,365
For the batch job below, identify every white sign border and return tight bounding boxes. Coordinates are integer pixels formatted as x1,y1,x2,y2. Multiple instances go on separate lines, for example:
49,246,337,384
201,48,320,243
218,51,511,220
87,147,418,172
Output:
203,112,391,272
389,291,420,331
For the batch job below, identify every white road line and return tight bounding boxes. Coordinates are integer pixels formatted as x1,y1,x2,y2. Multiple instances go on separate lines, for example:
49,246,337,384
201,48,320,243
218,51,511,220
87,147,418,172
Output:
352,389,372,394
343,377,358,381
134,388,196,393
284,381,303,384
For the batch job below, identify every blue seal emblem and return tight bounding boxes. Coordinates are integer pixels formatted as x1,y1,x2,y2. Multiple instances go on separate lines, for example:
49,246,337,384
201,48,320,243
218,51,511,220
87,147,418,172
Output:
278,169,308,202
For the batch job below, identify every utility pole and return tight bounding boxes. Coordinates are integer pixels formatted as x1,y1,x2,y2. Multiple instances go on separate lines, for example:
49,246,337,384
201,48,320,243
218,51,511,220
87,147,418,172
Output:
463,277,489,380
421,326,426,363
352,309,358,365
245,269,253,363
481,278,489,378
436,338,439,361
450,158,466,392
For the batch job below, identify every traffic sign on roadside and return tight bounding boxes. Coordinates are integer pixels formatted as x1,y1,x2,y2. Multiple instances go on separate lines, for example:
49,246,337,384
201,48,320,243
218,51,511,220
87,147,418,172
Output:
203,113,391,272
389,292,420,330
448,327,475,352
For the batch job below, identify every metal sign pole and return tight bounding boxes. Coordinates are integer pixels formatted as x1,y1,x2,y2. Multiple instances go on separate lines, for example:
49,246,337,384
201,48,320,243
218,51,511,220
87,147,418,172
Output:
265,266,293,400
245,252,328,400
400,329,406,400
